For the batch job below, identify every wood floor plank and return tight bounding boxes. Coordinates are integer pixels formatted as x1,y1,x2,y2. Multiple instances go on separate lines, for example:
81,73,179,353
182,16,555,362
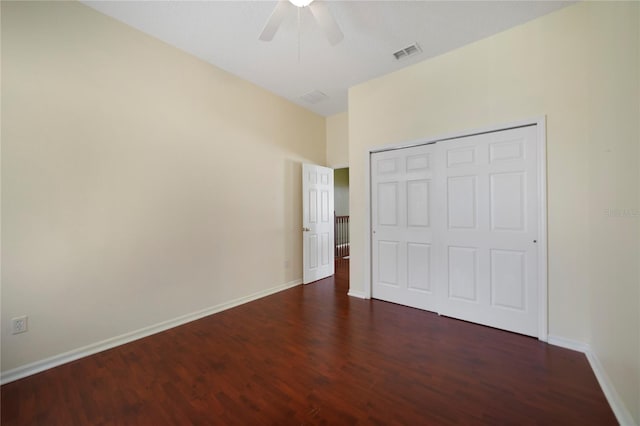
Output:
1,260,616,425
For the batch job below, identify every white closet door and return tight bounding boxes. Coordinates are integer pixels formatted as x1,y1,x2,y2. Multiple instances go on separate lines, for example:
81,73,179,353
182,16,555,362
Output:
436,126,539,336
371,144,438,312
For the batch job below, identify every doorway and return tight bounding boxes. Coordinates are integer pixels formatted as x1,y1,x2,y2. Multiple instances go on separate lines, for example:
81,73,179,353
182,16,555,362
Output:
334,168,349,261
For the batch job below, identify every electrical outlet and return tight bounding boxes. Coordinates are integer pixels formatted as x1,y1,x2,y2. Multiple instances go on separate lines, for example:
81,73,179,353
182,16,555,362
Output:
11,316,28,334
284,260,290,269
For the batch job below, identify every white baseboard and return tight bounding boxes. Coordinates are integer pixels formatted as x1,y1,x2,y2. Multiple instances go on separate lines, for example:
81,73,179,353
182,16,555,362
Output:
548,334,637,426
347,290,366,299
1,279,302,385
547,334,589,353
585,350,637,426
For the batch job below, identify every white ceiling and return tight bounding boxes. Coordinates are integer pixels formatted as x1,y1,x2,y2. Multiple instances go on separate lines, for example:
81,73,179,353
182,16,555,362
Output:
82,1,573,116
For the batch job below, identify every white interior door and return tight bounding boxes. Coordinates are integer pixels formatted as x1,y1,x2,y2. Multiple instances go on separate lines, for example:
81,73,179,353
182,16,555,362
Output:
302,164,334,284
369,125,540,337
371,144,438,312
436,126,539,336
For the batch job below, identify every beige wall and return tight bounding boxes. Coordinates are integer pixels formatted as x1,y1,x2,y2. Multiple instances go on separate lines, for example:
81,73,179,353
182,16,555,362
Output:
586,3,640,422
1,1,325,372
326,112,349,168
348,2,639,422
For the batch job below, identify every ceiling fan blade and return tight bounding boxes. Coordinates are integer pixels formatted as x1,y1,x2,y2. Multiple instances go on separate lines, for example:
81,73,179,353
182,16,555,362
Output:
259,1,290,42
308,1,344,46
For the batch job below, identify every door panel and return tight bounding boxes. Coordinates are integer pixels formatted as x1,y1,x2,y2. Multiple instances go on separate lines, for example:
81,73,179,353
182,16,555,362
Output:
490,172,525,231
447,146,476,168
447,246,478,302
489,138,525,163
407,243,431,292
309,189,317,223
378,241,399,286
303,164,334,284
372,144,437,312
407,179,430,227
447,176,477,229
490,249,526,310
436,125,538,336
377,182,399,225
321,232,330,266
309,235,318,269
406,153,430,171
321,191,330,222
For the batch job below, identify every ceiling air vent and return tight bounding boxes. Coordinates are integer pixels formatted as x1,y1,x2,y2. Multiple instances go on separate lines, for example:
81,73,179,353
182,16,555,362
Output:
299,90,328,104
393,43,422,61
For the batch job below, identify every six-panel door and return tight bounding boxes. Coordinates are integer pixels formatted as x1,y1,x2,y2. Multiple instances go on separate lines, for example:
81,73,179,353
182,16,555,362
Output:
371,144,438,312
436,126,538,337
303,164,335,284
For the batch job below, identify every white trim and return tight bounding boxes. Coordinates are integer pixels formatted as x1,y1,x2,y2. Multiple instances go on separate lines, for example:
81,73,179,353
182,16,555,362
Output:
331,164,349,170
536,118,549,342
0,279,302,385
547,335,637,426
585,350,638,426
347,290,367,299
369,117,546,154
547,334,589,353
362,149,372,299
364,117,549,339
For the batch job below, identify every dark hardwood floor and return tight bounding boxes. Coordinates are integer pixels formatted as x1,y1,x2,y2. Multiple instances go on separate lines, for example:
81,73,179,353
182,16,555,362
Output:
1,260,616,425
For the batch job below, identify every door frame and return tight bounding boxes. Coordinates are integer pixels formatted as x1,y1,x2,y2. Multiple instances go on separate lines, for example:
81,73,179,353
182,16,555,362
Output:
363,117,548,341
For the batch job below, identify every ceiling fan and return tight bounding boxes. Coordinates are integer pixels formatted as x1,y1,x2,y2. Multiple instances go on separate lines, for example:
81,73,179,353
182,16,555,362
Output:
259,0,344,46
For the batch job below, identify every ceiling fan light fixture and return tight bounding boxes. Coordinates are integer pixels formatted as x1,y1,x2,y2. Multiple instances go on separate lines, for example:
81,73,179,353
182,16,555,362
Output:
289,0,314,8
260,0,342,46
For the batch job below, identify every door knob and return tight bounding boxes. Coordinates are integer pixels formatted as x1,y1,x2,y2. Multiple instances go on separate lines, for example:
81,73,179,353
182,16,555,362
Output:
302,227,311,232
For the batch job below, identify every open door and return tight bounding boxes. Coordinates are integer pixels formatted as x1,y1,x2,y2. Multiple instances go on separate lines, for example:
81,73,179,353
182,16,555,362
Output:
302,164,334,284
